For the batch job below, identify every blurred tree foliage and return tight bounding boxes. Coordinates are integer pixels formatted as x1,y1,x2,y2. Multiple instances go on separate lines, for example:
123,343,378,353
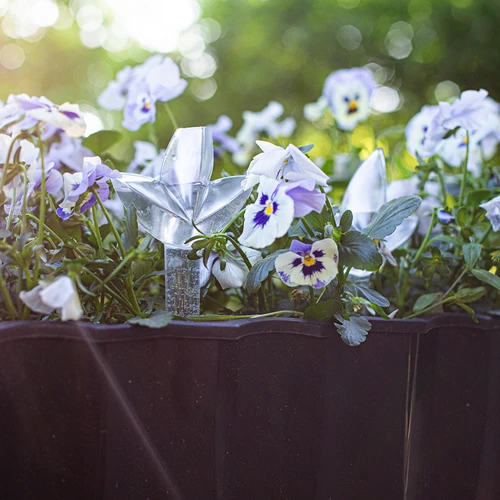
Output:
0,0,499,156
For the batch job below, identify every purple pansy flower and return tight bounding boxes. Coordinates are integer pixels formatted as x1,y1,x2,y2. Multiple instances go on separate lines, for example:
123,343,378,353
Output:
275,239,339,289
128,140,165,178
9,94,86,138
46,134,94,171
115,56,187,131
56,156,121,220
97,66,135,111
422,89,489,155
480,195,500,232
437,209,455,225
322,68,376,131
207,115,241,156
239,176,326,249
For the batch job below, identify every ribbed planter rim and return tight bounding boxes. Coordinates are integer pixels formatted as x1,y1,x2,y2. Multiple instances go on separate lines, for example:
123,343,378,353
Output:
0,313,499,343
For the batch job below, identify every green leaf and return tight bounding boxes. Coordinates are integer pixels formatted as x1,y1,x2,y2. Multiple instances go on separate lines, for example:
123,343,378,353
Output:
128,311,173,328
455,302,478,323
465,189,492,207
463,243,482,269
245,250,287,294
82,130,122,155
454,286,486,304
340,210,353,232
334,314,371,346
304,299,341,321
471,269,500,291
339,230,382,271
429,235,464,246
304,211,326,234
122,204,138,251
412,292,441,312
351,283,390,307
362,195,422,240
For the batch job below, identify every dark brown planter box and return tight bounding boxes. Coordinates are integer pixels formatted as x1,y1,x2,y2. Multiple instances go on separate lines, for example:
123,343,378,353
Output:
0,315,498,500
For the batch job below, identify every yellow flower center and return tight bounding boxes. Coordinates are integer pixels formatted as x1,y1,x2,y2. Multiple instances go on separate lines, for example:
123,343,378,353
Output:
349,101,358,112
303,254,316,267
265,203,274,215
144,101,151,110
463,135,469,145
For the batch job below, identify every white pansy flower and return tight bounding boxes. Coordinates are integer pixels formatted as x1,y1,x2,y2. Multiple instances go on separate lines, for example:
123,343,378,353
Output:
20,276,83,321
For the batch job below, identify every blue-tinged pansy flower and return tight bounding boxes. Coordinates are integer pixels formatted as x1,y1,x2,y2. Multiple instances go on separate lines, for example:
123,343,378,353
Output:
57,156,121,220
322,68,376,131
233,101,296,166
239,176,326,248
128,140,165,178
275,239,339,289
199,244,262,290
246,141,329,187
480,195,500,232
304,97,328,122
9,94,86,138
437,210,454,225
422,89,489,155
405,105,440,158
239,176,295,248
101,56,187,132
207,115,241,156
98,66,135,111
46,134,93,172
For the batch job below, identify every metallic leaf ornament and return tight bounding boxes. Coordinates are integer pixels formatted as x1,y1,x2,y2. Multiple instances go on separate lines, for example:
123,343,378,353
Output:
340,148,417,278
112,127,251,316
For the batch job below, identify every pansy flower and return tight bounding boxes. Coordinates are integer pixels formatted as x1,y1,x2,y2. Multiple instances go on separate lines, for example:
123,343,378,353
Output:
128,140,165,178
56,156,121,220
20,276,83,321
207,115,241,156
405,105,440,158
233,101,296,166
121,57,187,131
275,239,339,288
480,195,500,232
97,66,135,111
9,94,86,138
46,134,94,171
199,244,262,290
422,89,489,155
239,176,325,248
322,68,376,131
246,141,329,187
239,177,295,248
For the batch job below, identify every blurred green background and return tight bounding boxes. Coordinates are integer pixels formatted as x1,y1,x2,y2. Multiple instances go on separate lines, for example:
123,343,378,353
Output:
0,0,499,159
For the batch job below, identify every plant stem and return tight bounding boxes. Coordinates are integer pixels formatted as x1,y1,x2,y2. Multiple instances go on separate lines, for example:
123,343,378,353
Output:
458,131,470,206
93,189,141,315
0,273,17,319
91,205,104,258
165,103,179,130
33,129,47,283
187,310,304,322
91,251,137,293
302,218,316,238
441,267,468,300
308,286,315,307
223,233,268,313
405,297,453,320
319,185,337,225
0,132,24,194
220,208,245,234
411,208,438,266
